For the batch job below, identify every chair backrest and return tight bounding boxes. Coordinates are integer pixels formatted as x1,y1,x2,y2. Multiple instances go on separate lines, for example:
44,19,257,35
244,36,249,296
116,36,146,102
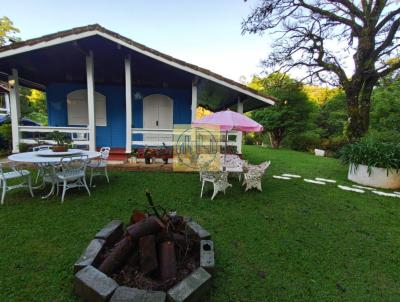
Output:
100,147,110,160
32,145,51,152
221,154,243,169
59,154,89,173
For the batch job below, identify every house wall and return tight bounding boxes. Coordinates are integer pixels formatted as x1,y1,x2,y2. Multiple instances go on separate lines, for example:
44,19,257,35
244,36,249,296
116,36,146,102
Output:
46,83,192,147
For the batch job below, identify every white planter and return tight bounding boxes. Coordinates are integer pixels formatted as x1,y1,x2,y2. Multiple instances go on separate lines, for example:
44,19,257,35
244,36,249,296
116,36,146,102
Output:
314,149,325,157
348,163,400,189
128,157,137,164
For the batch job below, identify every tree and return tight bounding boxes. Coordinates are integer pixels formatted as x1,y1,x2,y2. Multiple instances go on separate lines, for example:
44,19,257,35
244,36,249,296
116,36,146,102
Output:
249,73,313,148
0,16,19,46
242,1,400,140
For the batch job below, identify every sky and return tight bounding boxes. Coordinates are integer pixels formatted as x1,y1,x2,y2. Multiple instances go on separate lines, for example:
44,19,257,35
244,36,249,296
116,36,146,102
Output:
3,0,272,83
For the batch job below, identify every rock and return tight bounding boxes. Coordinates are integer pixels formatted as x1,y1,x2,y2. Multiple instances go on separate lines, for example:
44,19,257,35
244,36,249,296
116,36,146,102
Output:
95,219,124,246
74,238,106,273
110,286,166,302
200,240,215,274
74,265,118,302
185,221,211,240
167,267,212,302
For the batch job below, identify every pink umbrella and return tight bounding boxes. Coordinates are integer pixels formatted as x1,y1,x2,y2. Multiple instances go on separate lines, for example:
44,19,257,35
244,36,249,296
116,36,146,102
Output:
193,109,263,132
193,110,263,168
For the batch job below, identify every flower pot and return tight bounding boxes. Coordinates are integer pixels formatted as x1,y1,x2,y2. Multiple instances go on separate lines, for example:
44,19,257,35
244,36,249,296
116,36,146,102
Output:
128,157,137,164
314,149,325,157
145,157,151,164
52,145,68,152
348,163,400,189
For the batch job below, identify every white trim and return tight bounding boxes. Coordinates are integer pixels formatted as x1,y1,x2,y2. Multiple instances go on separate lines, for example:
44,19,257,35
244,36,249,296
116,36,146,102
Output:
4,93,10,113
19,125,88,133
9,69,20,153
86,52,96,151
0,30,275,106
236,98,243,154
125,56,132,153
191,83,198,122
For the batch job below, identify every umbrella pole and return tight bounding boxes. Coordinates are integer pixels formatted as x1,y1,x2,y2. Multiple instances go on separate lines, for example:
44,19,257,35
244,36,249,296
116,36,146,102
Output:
223,131,228,171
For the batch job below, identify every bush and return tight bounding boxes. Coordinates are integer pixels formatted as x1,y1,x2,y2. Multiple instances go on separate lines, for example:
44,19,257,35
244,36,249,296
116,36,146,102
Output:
0,123,12,152
340,140,400,173
244,133,256,145
287,131,321,151
321,135,349,155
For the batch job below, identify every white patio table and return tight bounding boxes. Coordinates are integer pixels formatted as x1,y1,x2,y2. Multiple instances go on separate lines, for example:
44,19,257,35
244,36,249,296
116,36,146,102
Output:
8,149,101,198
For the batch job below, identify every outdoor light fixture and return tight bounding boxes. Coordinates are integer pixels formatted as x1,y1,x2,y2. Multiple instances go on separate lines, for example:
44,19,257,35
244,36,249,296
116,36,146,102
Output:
8,79,15,89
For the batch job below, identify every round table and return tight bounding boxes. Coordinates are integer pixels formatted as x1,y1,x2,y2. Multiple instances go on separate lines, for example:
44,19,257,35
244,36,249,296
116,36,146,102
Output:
8,149,101,198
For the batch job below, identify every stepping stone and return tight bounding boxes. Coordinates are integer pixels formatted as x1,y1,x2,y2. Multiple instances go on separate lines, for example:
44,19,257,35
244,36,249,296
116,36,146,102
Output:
394,192,400,196
372,191,400,198
338,185,365,193
315,177,336,183
304,179,326,185
352,185,375,191
273,175,291,180
282,174,301,178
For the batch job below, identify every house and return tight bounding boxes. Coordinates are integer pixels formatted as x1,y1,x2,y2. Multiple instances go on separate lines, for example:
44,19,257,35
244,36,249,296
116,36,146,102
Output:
0,24,275,156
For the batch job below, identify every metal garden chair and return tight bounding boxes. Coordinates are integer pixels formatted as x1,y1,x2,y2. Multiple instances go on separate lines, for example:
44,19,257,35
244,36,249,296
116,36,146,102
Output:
56,154,90,203
87,147,110,187
242,161,271,192
200,171,232,200
32,145,52,184
0,162,34,205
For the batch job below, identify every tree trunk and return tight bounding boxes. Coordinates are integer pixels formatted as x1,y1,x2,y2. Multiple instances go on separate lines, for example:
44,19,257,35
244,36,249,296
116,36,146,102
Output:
268,129,284,148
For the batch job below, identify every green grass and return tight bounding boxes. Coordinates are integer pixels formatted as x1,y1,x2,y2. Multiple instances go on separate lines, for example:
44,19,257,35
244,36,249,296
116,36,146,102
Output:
0,145,399,301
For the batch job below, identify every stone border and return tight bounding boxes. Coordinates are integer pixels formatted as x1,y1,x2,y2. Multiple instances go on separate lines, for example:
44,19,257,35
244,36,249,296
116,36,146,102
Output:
74,218,215,302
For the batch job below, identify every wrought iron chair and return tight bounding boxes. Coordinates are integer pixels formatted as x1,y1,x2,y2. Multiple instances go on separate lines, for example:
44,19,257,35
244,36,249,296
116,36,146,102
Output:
200,171,232,200
242,161,271,192
32,145,52,184
87,147,110,187
220,154,244,180
0,162,34,205
56,155,90,203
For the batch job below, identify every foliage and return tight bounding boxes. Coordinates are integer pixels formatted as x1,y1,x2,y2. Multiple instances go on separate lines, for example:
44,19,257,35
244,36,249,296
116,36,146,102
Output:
340,140,400,172
49,131,71,146
0,122,12,151
243,1,400,139
303,85,341,106
18,143,29,153
286,130,321,152
20,88,47,125
249,73,314,148
0,16,19,46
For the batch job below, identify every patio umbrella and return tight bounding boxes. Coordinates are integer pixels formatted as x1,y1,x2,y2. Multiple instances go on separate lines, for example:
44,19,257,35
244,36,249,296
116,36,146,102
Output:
193,109,263,169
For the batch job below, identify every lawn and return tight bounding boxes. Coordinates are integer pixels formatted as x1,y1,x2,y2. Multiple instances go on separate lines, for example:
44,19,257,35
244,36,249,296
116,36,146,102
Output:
0,145,399,302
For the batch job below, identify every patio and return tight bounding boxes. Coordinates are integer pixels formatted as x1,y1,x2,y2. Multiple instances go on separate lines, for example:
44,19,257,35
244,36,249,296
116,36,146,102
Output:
1,146,399,301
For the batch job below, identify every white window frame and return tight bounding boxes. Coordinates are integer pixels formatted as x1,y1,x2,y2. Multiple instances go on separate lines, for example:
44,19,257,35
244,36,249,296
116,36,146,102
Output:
67,89,107,126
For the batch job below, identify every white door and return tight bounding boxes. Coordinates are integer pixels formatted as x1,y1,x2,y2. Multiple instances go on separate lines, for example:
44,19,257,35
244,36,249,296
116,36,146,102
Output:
142,94,173,145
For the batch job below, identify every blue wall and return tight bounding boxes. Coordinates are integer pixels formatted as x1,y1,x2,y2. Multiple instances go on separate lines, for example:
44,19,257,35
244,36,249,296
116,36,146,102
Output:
46,83,192,147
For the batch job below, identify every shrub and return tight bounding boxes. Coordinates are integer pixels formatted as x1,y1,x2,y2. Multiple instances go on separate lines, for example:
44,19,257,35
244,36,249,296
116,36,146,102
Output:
321,135,349,155
288,130,321,151
0,123,12,152
340,140,400,173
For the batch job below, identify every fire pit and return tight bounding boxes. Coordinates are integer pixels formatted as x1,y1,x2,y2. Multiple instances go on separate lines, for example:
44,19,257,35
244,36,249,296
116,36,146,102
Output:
73,195,214,302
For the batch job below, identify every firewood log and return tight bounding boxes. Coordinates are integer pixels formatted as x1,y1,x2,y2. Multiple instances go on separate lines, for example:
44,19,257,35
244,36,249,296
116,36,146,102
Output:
159,240,177,282
139,235,158,274
98,237,135,275
126,216,165,239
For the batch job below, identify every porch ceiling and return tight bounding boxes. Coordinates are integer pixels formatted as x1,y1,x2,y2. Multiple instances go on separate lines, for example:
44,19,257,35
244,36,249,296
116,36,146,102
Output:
0,25,276,112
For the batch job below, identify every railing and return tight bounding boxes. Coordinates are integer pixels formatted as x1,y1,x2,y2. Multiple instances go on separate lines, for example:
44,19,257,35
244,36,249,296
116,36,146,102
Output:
131,128,241,151
19,126,90,145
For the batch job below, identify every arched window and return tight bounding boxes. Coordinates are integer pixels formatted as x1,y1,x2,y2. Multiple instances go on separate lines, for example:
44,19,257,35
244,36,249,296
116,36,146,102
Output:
67,89,107,126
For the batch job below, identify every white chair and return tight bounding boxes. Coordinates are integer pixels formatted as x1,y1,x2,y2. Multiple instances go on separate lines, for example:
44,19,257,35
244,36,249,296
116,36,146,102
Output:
56,155,90,203
220,154,244,180
87,147,110,187
200,171,232,200
0,162,34,205
32,145,52,184
242,161,271,192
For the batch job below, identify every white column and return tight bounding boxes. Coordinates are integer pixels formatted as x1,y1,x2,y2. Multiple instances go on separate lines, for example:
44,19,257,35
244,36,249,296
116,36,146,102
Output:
4,93,10,114
86,51,96,151
125,56,132,153
9,69,20,153
191,82,198,122
236,97,243,154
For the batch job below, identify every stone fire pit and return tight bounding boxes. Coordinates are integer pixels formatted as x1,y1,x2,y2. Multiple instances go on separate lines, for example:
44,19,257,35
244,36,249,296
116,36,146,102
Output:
73,217,214,302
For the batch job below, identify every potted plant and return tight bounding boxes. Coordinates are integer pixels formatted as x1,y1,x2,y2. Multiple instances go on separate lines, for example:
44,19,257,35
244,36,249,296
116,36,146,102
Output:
50,131,72,152
340,140,400,189
144,148,153,164
159,143,170,164
129,149,138,163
